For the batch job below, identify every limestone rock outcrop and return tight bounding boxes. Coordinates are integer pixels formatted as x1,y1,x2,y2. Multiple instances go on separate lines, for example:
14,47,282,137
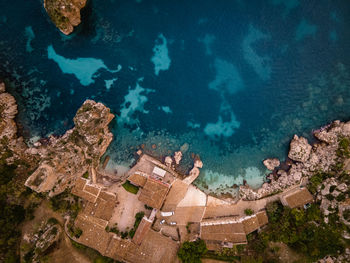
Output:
240,120,350,201
44,0,87,35
263,158,280,171
288,135,312,163
25,100,114,196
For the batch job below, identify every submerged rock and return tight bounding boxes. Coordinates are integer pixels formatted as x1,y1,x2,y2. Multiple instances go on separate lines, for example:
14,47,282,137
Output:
263,158,280,170
44,0,87,35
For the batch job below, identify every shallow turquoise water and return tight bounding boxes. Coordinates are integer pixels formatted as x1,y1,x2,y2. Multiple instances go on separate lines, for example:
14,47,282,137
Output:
1,0,350,193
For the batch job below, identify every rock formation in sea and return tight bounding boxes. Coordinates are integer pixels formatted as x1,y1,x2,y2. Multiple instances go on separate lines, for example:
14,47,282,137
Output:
240,120,350,200
44,0,87,35
25,100,114,196
263,158,280,171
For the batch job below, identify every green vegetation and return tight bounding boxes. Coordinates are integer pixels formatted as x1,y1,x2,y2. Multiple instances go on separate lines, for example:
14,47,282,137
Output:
122,181,139,194
144,204,153,210
336,137,350,158
82,171,89,179
178,239,207,263
343,209,350,221
0,150,35,262
244,209,254,216
247,201,346,261
308,171,331,194
49,190,81,218
129,211,145,238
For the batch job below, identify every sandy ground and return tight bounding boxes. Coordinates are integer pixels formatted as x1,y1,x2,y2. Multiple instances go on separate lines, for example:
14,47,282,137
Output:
108,185,148,231
178,185,207,207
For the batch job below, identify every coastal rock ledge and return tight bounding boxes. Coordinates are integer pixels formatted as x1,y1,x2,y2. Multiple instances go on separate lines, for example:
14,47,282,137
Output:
25,100,114,196
240,120,350,201
263,158,280,171
44,0,87,35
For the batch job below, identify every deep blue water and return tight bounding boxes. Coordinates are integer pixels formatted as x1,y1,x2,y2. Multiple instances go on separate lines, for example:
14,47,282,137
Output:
1,0,350,193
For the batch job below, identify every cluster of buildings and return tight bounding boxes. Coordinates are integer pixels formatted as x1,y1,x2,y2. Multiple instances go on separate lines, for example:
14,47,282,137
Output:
69,152,314,263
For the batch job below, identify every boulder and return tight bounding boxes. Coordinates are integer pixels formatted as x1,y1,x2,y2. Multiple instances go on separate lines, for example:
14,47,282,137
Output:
174,151,182,165
288,135,312,163
263,158,280,170
44,0,87,35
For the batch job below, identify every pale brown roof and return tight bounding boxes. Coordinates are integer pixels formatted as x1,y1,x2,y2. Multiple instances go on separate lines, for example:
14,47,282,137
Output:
75,213,111,255
283,188,314,209
204,240,223,251
200,218,247,244
132,217,152,245
242,216,260,234
71,177,100,203
203,204,238,219
162,179,189,211
128,173,147,187
138,177,170,209
84,191,116,221
256,210,268,227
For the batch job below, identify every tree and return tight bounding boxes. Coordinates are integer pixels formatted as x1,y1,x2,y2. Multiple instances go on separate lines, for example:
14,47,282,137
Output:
177,239,207,263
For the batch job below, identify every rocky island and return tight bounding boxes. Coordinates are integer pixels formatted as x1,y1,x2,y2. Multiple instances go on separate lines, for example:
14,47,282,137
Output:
0,81,349,263
44,0,87,35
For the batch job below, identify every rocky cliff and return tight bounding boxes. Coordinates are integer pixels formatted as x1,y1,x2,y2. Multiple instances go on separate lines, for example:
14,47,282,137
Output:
44,0,87,35
240,120,350,201
25,100,114,196
0,82,33,165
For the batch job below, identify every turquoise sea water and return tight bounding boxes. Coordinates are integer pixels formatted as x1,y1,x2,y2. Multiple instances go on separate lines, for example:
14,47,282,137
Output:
1,0,350,194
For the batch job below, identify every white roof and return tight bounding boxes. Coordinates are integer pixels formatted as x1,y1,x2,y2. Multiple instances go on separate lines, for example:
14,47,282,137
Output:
152,166,166,177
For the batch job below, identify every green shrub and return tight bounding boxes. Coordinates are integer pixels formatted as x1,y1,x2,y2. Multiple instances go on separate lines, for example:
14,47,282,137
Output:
329,185,337,193
178,239,207,263
122,181,139,194
244,209,254,216
343,209,350,221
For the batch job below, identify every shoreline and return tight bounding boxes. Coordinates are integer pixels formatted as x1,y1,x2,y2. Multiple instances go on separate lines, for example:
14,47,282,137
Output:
3,79,347,201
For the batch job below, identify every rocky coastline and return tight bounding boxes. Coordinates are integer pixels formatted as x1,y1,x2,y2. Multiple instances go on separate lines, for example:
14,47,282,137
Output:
1,81,350,262
240,121,350,201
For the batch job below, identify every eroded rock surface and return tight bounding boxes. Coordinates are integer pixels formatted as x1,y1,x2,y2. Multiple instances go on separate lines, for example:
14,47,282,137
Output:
25,100,114,196
44,0,87,35
263,158,280,171
240,120,350,201
288,135,312,163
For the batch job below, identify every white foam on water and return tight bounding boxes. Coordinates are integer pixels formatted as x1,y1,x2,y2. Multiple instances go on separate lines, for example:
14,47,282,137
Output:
151,34,171,76
159,106,172,114
198,34,215,55
209,58,244,94
204,113,240,139
295,19,317,42
24,26,35,53
47,45,119,86
119,79,155,124
242,24,271,81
